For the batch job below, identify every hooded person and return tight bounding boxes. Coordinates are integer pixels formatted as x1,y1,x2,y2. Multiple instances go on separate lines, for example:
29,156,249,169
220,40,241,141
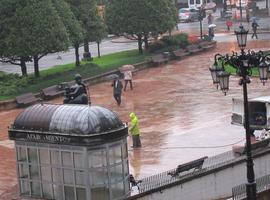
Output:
129,112,141,148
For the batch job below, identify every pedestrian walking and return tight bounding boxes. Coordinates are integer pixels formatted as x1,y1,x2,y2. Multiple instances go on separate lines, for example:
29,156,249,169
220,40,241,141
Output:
111,76,123,106
226,19,233,31
129,112,141,148
124,70,133,91
251,20,259,39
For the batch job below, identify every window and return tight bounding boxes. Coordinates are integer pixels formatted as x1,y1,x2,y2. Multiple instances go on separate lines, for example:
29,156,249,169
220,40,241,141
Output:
75,170,85,185
64,186,75,200
17,147,27,162
111,182,124,199
109,146,122,164
18,163,28,178
51,150,60,165
90,168,108,186
74,153,84,168
62,152,72,167
110,164,123,183
30,181,41,196
76,187,86,200
28,148,38,164
39,149,50,164
89,150,106,168
41,166,52,181
42,184,53,199
63,169,73,184
91,187,109,200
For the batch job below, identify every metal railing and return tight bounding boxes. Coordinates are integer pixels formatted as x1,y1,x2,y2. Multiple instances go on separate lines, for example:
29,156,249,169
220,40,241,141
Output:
232,174,270,200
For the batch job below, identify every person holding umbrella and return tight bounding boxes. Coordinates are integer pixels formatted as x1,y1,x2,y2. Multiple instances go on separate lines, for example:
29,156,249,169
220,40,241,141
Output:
120,64,134,91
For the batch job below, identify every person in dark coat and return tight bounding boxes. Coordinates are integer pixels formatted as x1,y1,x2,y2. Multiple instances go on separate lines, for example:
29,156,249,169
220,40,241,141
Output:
251,20,259,39
111,77,123,106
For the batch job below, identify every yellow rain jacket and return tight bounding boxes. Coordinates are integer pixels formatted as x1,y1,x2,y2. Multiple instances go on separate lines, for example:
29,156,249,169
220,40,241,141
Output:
129,112,140,136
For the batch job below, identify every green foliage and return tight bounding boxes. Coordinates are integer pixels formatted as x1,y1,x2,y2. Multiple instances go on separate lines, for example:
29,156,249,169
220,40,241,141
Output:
161,33,189,47
148,33,189,53
106,0,178,51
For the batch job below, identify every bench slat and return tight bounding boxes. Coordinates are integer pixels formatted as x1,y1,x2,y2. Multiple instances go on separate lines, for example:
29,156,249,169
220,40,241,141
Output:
16,93,39,107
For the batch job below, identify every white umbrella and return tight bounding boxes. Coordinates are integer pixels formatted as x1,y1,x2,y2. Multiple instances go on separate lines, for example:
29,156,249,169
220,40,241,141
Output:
208,24,216,28
119,64,135,72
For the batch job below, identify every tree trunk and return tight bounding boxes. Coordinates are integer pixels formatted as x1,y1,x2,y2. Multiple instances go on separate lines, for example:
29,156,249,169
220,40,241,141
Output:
97,41,101,58
20,57,27,76
33,55,40,77
74,43,80,67
137,34,143,54
144,34,149,50
83,40,92,60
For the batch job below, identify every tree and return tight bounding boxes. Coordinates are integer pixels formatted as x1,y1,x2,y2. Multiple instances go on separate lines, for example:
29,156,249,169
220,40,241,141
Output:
106,0,178,53
0,0,31,75
66,0,106,64
52,0,84,66
0,0,70,77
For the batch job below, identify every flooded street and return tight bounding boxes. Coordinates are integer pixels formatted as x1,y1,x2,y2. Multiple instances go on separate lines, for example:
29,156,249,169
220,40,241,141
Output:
1,40,270,197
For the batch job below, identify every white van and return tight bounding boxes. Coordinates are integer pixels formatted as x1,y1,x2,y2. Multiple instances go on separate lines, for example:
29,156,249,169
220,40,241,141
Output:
232,96,270,130
188,0,216,11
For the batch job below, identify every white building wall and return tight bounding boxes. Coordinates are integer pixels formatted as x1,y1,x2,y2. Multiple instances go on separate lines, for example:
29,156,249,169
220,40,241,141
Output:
135,152,270,200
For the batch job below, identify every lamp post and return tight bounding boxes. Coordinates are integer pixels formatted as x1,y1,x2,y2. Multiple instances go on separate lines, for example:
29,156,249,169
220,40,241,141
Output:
209,25,270,200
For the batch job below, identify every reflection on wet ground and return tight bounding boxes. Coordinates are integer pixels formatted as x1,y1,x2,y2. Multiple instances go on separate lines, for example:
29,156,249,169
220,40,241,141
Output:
1,40,270,197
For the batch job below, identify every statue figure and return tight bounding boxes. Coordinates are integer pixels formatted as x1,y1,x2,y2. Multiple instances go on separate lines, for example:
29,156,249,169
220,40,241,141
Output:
63,74,90,105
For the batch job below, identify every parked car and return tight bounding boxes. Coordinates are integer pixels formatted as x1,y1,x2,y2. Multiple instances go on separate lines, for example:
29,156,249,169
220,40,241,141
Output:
179,8,200,22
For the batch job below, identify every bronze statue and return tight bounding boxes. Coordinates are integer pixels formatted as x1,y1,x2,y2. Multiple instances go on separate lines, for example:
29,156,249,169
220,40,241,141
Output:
63,74,90,105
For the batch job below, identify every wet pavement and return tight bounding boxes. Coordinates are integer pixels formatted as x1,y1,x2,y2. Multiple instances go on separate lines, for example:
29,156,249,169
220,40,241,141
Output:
1,40,270,198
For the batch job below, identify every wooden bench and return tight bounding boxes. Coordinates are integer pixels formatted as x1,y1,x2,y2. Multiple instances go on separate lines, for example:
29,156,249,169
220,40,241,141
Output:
16,93,39,107
234,138,270,155
172,49,190,59
168,156,208,177
41,85,64,100
186,44,202,54
198,41,216,50
151,52,170,66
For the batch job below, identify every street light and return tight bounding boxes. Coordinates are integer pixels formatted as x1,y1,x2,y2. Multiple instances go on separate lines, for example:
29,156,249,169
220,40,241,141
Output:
209,25,270,200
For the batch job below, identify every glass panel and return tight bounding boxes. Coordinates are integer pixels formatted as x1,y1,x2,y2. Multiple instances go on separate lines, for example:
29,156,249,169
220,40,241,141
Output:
111,182,124,199
17,147,27,162
89,150,106,168
90,168,108,185
29,165,39,180
53,184,63,200
124,178,130,193
75,170,85,185
123,160,129,177
110,164,123,183
18,164,29,178
74,153,84,168
28,148,38,164
62,152,72,167
76,187,86,200
52,168,62,183
30,181,41,196
63,169,73,184
64,186,75,200
41,166,52,181
42,184,53,199
39,149,50,164
51,150,60,165
122,144,128,159
91,187,109,200
109,146,122,165
20,180,30,195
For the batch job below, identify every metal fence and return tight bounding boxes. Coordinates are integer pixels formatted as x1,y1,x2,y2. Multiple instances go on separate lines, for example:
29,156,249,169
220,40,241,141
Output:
232,174,270,200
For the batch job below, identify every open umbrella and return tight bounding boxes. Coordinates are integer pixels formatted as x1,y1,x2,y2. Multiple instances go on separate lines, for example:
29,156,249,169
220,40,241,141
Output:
119,64,135,72
208,24,216,28
104,74,119,81
251,16,259,23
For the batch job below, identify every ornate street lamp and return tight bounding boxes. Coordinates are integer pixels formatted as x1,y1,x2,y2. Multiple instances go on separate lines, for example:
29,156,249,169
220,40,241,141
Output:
210,25,270,200
235,25,249,51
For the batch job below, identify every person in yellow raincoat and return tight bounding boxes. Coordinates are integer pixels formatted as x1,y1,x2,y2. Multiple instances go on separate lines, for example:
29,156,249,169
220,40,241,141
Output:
129,112,141,148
